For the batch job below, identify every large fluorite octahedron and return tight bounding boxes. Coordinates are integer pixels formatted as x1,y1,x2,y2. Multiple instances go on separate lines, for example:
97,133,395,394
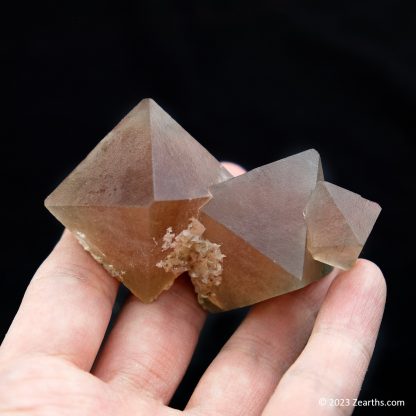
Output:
45,99,232,303
45,98,381,312
196,150,328,311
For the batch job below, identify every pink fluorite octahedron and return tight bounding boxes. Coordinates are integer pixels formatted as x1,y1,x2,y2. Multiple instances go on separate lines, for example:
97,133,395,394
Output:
45,98,381,312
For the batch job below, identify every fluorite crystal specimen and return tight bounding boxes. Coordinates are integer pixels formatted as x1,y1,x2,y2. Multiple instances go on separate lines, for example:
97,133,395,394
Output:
45,99,231,303
304,181,381,270
45,98,381,311
195,150,328,311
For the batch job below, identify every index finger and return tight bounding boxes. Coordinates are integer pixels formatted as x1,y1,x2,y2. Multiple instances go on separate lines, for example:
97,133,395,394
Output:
0,230,119,370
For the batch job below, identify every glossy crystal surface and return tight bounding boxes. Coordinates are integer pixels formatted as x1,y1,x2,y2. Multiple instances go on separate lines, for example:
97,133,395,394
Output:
304,181,381,270
45,99,231,302
198,150,328,310
45,99,381,311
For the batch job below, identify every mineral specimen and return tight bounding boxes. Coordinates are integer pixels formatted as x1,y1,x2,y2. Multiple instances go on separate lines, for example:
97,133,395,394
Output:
195,150,328,311
304,181,381,270
45,98,381,311
45,99,231,303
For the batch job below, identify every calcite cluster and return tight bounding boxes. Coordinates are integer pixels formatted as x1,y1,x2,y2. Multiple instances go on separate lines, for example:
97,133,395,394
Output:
45,99,381,312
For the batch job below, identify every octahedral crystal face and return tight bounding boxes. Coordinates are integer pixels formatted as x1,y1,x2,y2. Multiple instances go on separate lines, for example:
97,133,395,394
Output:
197,150,329,311
304,181,381,270
45,99,232,303
45,98,381,312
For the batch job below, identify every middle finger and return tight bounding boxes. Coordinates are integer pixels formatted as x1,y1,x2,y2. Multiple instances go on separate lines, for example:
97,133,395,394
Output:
93,275,206,404
186,269,338,416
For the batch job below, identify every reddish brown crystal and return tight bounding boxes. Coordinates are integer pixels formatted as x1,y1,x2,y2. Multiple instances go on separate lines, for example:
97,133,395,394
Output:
45,99,381,312
45,99,231,302
196,150,328,311
304,181,381,270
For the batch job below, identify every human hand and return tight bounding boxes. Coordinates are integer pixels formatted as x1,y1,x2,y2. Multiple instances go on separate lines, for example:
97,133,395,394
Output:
0,163,386,416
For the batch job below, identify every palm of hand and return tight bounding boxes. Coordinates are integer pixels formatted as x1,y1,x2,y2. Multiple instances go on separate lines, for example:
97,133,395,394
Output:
0,227,385,416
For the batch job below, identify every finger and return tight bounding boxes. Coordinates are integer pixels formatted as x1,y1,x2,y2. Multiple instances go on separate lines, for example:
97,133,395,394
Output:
92,161,244,403
221,161,246,177
0,230,119,370
263,259,386,416
93,275,206,404
186,268,340,416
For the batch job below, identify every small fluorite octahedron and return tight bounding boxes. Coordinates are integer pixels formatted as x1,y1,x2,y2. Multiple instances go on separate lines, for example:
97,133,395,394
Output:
304,181,381,270
45,98,381,312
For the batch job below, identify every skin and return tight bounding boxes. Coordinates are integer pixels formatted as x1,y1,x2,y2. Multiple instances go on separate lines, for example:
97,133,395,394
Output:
0,162,386,416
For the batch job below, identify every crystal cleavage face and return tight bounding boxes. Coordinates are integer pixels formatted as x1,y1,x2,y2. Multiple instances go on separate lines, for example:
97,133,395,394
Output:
45,99,381,312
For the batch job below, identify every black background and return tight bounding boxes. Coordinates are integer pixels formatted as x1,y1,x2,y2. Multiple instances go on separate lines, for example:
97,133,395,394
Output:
2,1,415,414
